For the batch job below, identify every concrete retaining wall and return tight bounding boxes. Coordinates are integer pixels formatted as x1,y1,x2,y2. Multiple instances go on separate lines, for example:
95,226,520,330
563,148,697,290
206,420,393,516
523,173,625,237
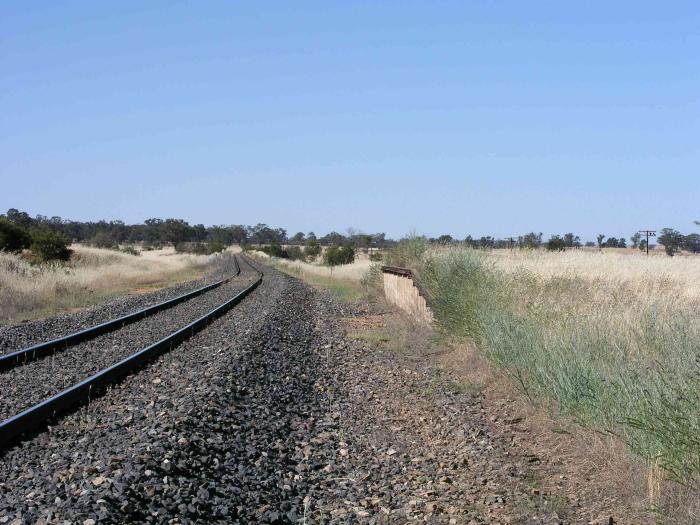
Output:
382,267,434,325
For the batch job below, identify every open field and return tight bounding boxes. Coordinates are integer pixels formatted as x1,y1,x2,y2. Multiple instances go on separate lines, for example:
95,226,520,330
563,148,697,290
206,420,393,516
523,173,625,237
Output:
393,242,700,517
0,246,214,323
491,248,700,302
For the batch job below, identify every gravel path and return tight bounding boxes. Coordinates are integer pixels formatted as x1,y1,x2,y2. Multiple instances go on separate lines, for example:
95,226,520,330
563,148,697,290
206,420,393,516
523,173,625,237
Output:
0,256,254,422
0,260,626,524
0,253,237,355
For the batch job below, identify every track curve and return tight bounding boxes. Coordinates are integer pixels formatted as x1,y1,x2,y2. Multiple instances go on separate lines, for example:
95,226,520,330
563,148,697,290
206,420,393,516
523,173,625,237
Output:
0,255,263,450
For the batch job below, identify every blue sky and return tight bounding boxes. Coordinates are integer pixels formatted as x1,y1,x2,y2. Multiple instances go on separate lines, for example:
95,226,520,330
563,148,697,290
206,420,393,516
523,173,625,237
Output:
1,1,698,240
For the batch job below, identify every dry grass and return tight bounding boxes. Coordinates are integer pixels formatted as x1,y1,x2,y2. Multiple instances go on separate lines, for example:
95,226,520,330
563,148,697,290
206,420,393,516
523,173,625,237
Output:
0,245,213,324
490,248,700,302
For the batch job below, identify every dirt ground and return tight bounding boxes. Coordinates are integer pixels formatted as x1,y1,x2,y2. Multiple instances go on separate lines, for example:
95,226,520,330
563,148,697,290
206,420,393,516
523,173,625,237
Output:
333,303,658,524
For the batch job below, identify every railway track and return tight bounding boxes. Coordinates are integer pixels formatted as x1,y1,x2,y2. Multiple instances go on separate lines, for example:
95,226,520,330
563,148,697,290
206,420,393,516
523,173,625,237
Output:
0,254,263,450
0,256,241,370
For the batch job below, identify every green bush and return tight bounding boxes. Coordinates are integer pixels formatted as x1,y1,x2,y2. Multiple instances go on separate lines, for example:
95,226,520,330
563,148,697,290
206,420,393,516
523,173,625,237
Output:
30,229,72,262
546,235,566,251
385,235,428,268
0,218,32,253
207,240,225,254
304,239,321,261
287,245,305,261
120,246,141,256
369,251,383,262
88,232,118,249
261,242,286,258
175,241,223,255
324,245,355,266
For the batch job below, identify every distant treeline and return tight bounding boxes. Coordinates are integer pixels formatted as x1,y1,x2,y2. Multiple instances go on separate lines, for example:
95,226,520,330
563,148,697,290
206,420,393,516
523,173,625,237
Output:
2,208,698,257
426,228,700,255
0,208,389,250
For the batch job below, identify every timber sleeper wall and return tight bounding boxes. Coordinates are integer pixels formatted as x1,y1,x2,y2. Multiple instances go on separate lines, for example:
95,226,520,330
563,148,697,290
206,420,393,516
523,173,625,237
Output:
381,266,434,325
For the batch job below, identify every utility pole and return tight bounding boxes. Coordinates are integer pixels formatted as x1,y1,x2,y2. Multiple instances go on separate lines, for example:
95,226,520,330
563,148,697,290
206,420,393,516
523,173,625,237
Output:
638,230,656,255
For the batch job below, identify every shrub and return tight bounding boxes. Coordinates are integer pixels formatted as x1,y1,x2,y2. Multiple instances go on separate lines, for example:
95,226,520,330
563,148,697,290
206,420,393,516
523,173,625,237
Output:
304,239,321,261
385,235,428,268
120,246,141,256
261,242,286,258
208,240,225,254
369,251,384,262
30,229,72,262
324,245,355,266
0,219,32,253
287,245,305,261
174,242,218,255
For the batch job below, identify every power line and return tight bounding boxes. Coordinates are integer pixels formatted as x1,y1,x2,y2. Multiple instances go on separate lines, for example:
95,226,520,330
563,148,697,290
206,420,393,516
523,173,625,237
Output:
638,230,656,255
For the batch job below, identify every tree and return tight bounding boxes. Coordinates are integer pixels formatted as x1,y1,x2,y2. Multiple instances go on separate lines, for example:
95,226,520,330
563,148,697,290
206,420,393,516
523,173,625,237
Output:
4,208,34,228
630,232,641,249
144,218,164,245
657,228,684,256
320,231,346,246
191,224,208,242
519,232,542,249
683,233,700,254
596,234,605,248
0,218,32,253
478,236,495,248
639,239,647,252
546,235,566,251
228,225,248,245
372,233,386,249
290,232,306,245
160,219,193,244
248,224,286,245
437,234,454,244
563,233,581,248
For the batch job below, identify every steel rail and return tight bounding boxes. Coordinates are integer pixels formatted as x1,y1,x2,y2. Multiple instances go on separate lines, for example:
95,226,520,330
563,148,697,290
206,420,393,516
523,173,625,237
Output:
0,256,241,372
0,256,263,450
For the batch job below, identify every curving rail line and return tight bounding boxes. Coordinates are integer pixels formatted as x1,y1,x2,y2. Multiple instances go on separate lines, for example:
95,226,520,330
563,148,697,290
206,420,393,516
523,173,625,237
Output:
0,255,263,450
0,256,241,372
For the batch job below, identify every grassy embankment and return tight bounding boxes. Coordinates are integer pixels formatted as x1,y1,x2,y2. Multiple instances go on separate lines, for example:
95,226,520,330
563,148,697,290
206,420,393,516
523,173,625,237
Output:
391,239,700,513
0,246,213,324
